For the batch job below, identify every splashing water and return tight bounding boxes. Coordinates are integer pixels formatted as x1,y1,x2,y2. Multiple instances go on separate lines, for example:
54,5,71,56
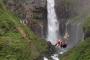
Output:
43,57,48,60
45,0,60,60
47,0,59,45
51,54,59,60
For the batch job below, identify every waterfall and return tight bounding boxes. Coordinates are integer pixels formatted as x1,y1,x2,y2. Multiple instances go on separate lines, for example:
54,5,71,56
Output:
43,0,85,60
47,0,59,45
44,0,60,60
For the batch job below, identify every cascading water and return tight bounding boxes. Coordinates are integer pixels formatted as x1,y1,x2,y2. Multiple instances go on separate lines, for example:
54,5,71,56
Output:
44,0,60,60
47,0,59,45
43,0,86,60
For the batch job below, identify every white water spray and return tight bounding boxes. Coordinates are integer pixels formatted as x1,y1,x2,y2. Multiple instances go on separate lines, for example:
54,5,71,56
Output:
43,57,48,60
47,0,59,45
45,0,60,60
51,54,59,60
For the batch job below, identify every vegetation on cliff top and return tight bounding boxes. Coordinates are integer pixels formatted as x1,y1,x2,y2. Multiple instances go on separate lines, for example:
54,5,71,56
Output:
0,0,48,60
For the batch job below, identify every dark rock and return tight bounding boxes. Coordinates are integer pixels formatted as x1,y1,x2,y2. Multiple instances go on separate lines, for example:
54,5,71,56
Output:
4,0,47,38
84,31,90,39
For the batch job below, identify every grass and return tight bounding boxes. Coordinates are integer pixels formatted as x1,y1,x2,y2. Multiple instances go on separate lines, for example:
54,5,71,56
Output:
0,32,31,60
0,0,48,60
61,38,90,60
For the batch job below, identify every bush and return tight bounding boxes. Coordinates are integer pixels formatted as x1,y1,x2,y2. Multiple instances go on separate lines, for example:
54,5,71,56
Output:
0,32,31,60
0,20,16,36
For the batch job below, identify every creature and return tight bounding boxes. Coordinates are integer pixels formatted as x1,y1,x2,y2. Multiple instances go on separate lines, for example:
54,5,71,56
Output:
55,39,67,48
55,32,69,48
47,32,69,48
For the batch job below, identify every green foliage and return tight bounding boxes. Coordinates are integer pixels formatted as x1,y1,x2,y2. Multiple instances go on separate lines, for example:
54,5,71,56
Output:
0,0,48,60
61,38,90,60
29,29,48,59
83,17,90,32
0,32,31,60
0,19,16,36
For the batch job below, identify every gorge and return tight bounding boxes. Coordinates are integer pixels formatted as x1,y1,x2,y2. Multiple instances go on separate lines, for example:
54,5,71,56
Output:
0,0,90,60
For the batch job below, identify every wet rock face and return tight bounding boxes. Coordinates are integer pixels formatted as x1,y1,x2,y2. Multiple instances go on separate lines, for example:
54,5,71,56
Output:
30,0,47,38
4,0,47,38
32,0,46,7
54,0,79,36
4,0,78,38
55,0,78,19
55,0,90,37
4,0,87,39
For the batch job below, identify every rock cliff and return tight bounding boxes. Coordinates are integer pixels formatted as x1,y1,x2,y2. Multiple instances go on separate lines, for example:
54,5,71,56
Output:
4,0,47,38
